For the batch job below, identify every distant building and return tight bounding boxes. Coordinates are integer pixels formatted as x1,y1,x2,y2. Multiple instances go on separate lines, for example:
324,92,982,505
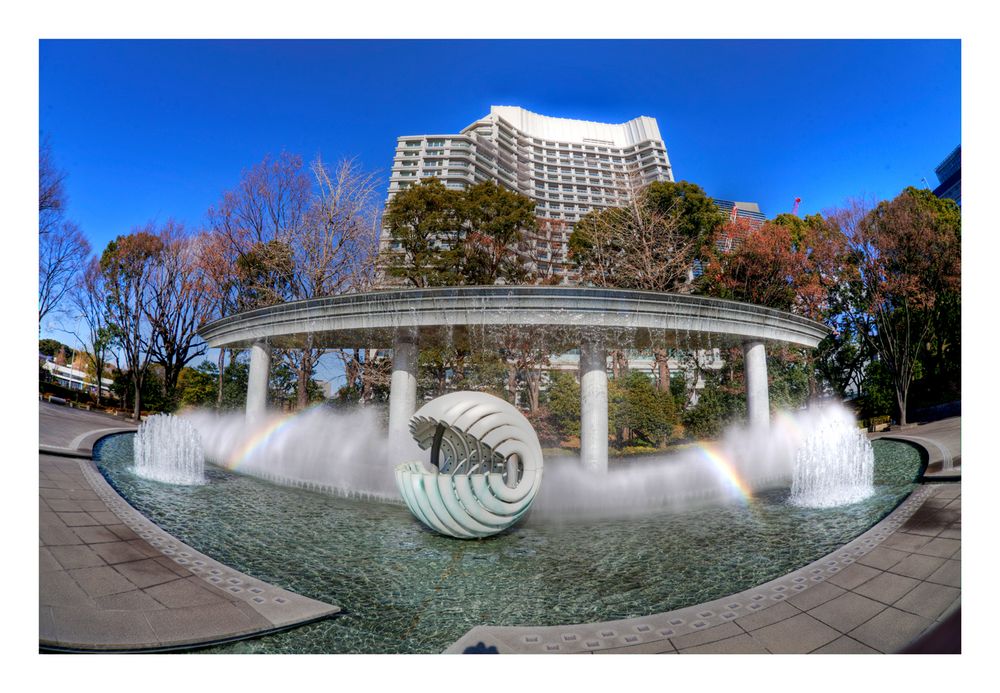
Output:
383,105,674,283
711,199,767,253
40,360,114,398
932,145,961,205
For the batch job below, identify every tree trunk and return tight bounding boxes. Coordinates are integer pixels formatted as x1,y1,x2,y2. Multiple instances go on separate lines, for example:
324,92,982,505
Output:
507,363,518,407
132,381,142,421
216,349,226,410
654,348,670,392
297,349,312,410
527,367,540,412
896,386,909,427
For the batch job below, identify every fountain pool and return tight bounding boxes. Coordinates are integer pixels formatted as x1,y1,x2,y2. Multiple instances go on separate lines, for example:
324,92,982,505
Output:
95,432,922,654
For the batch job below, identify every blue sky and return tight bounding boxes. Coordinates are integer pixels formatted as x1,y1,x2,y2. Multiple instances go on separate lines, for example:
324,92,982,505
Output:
39,38,960,378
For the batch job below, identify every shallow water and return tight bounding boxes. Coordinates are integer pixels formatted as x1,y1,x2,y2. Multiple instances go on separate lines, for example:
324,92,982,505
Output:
94,435,922,653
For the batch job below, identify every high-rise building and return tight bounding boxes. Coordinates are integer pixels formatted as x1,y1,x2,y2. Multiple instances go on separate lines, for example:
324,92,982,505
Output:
932,145,961,206
384,105,675,282
710,199,766,253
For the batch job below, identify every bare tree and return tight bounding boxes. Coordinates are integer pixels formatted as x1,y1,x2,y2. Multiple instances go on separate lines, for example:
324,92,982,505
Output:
147,222,214,408
207,151,310,309
39,138,67,235
69,258,115,406
569,171,703,391
100,228,163,420
207,153,383,409
39,220,91,327
282,158,382,407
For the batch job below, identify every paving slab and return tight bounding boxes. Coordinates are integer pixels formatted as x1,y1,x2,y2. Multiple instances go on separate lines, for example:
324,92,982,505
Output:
893,582,961,621
679,634,769,654
807,592,886,633
38,404,341,652
750,613,840,653
848,607,934,653
888,553,947,580
813,635,880,654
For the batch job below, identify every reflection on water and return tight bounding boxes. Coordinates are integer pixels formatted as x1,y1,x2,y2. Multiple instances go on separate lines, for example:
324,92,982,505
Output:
95,434,920,653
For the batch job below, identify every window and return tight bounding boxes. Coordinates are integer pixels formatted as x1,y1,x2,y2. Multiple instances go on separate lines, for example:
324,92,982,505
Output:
405,140,421,147
427,139,445,147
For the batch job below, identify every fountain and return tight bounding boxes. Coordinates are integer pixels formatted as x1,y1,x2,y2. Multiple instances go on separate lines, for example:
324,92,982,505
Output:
133,413,206,485
94,406,922,653
789,406,874,508
396,391,544,538
84,285,911,652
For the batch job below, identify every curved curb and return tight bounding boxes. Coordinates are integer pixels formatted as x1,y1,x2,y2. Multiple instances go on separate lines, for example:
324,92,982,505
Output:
40,436,342,652
444,483,956,654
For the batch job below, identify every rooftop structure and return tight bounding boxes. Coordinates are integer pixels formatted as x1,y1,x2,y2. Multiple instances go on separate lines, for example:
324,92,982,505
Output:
933,145,961,205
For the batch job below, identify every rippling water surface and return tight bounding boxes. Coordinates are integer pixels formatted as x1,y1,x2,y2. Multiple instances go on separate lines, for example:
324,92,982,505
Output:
95,435,922,653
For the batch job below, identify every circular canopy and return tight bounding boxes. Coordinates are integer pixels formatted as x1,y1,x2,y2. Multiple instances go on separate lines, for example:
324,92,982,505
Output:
198,286,830,351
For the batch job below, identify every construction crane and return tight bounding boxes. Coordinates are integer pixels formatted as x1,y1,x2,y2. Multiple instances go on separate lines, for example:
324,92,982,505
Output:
791,197,801,216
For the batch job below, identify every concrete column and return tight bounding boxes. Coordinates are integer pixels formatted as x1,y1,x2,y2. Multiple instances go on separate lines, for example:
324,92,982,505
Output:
388,336,419,466
579,341,609,474
246,339,272,422
743,340,769,429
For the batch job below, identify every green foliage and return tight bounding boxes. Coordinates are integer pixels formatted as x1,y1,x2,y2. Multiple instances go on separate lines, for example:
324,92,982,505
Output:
416,347,510,401
670,372,688,409
857,358,896,420
682,376,746,440
111,367,166,414
544,370,581,439
220,360,249,410
768,351,811,411
383,178,539,287
176,362,219,408
39,338,73,359
814,326,869,398
461,181,537,285
643,180,726,252
382,179,468,287
610,372,677,447
267,361,324,409
771,212,827,250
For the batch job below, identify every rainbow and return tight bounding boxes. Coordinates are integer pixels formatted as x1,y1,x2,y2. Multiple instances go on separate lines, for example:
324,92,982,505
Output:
222,404,324,470
692,442,754,503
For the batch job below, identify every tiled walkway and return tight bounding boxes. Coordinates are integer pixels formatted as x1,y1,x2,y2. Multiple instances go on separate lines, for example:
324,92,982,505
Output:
446,474,961,653
38,404,340,652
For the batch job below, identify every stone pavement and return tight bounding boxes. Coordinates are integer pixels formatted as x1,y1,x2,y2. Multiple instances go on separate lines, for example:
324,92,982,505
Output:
446,482,960,654
38,403,340,652
871,416,961,480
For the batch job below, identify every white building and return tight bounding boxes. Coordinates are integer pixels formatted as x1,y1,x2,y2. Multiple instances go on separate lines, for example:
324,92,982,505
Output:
41,359,114,398
383,106,727,399
385,105,675,282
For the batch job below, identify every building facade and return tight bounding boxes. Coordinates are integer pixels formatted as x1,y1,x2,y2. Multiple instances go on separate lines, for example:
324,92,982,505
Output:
384,105,675,282
932,145,961,206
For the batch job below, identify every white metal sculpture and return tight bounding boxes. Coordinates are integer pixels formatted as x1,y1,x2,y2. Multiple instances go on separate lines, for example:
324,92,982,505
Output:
395,391,544,538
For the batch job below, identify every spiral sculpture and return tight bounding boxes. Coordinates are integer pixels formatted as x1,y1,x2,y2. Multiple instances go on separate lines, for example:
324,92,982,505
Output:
395,391,544,538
